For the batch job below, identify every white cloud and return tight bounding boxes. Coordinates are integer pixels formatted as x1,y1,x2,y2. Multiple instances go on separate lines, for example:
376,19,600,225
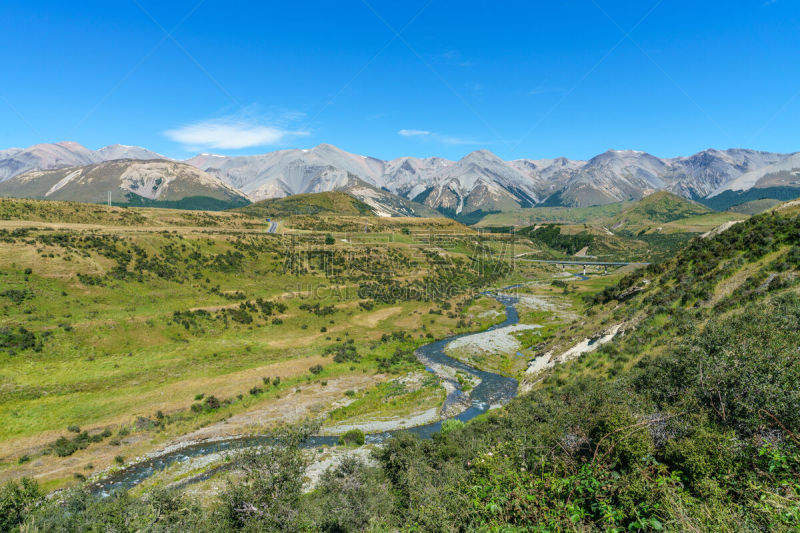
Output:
398,129,431,137
398,128,479,145
165,119,308,150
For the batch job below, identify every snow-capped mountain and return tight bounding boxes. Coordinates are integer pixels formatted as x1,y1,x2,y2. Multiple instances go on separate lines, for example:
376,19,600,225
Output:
1,140,797,216
185,144,795,213
0,141,167,183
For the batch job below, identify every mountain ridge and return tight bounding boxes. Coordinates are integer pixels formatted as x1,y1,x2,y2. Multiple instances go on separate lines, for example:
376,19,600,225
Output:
1,141,797,217
0,159,249,210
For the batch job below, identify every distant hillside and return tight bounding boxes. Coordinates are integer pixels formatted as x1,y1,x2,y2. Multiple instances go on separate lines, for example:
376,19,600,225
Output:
478,192,740,236
727,198,782,215
235,191,374,217
475,202,630,227
0,196,266,228
0,160,249,210
607,191,712,232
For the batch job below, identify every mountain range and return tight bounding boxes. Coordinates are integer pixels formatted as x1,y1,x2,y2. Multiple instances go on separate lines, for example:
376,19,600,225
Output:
0,141,798,218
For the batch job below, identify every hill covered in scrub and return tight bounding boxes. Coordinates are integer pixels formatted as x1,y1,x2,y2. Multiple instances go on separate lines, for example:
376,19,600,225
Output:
606,191,712,230
479,191,741,233
0,197,267,228
3,203,799,530
235,191,374,217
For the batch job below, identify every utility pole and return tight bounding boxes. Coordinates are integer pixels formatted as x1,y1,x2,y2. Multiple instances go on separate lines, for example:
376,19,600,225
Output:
511,226,516,272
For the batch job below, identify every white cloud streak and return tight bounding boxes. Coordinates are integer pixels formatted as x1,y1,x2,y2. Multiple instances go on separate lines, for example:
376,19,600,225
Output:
398,128,480,145
166,119,308,150
398,129,431,137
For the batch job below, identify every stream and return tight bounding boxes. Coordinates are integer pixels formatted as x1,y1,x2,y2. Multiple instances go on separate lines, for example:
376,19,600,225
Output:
90,288,521,496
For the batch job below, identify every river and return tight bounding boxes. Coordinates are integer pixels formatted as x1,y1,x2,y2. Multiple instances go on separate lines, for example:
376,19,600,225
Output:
90,288,521,496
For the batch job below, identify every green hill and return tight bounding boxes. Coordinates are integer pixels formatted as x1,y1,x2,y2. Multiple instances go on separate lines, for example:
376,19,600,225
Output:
476,192,741,237
474,202,630,227
234,191,374,218
608,191,710,229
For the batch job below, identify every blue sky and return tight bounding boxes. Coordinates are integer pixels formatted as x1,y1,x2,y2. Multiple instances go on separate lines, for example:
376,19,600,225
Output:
1,1,798,161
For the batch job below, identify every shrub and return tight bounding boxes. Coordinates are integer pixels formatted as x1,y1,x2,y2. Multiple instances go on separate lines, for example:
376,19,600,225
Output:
0,478,42,532
339,429,365,447
440,419,464,435
313,457,392,532
309,364,324,375
203,395,221,410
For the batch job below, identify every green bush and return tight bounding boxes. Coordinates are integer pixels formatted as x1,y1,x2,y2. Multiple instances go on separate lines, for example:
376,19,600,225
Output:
440,419,464,435
0,478,42,532
338,429,365,447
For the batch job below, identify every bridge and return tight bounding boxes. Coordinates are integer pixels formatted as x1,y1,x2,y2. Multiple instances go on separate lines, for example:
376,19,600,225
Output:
515,258,649,276
515,259,649,266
